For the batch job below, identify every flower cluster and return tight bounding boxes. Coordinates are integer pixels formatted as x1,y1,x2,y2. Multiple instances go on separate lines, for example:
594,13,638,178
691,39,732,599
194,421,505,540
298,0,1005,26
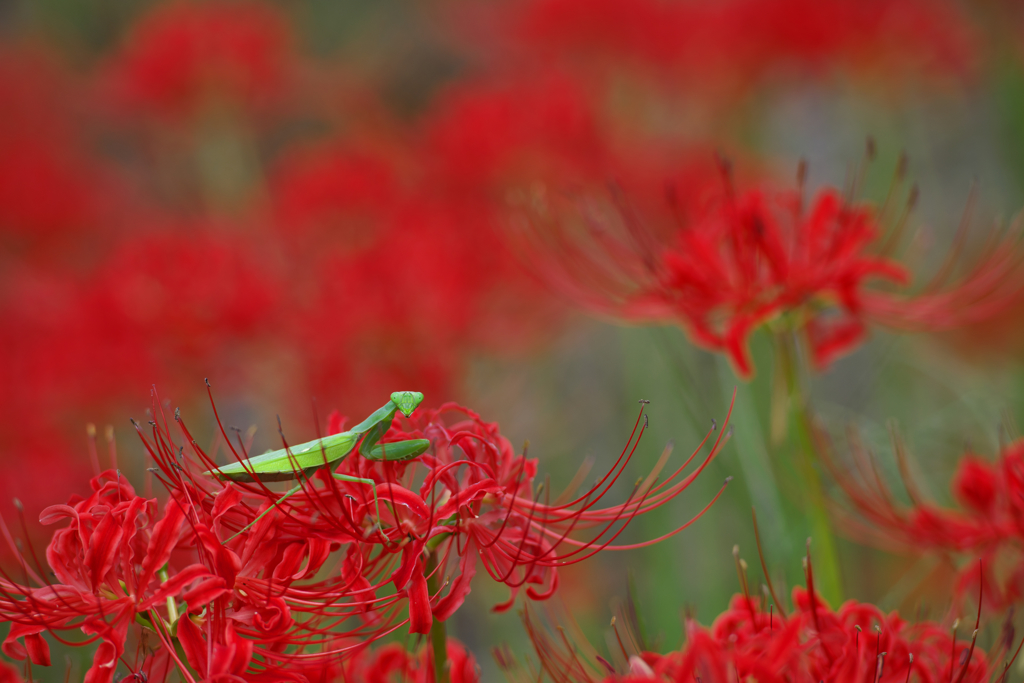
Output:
638,589,990,683
502,553,992,683
0,392,731,681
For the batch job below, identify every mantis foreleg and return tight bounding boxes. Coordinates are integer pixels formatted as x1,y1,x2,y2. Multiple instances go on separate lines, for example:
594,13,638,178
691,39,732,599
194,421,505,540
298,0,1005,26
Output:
358,419,430,461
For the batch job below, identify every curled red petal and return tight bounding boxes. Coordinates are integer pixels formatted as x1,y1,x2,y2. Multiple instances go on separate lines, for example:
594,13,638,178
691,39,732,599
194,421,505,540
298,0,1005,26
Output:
212,621,252,676
525,567,559,602
198,525,241,585
38,504,78,526
434,480,501,519
2,624,47,664
176,615,208,674
81,604,131,683
272,541,306,581
211,484,244,525
22,634,49,667
391,541,422,591
139,563,216,609
182,577,230,612
298,538,331,579
491,585,519,613
138,497,185,592
407,558,432,634
83,508,123,592
376,482,431,519
433,540,478,622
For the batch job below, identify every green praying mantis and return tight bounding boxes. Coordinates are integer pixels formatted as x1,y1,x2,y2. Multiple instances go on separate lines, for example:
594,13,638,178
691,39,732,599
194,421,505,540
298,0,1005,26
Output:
206,391,431,541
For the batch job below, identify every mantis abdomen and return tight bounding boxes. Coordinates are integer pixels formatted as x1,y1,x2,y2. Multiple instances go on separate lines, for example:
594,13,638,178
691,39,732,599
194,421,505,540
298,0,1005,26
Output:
209,433,359,483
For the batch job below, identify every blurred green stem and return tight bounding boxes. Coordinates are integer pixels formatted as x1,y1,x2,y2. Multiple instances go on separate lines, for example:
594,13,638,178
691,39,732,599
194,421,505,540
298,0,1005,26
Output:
774,329,843,606
426,551,449,683
715,361,790,560
158,567,179,624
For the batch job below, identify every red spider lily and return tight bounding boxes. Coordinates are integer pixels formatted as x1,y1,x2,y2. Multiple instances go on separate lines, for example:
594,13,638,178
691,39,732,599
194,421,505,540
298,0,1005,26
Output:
153,387,733,641
0,448,400,680
125,418,419,676
503,552,992,683
649,586,990,683
620,587,991,683
821,425,1024,612
0,471,225,683
0,448,479,683
360,399,733,630
0,386,425,680
517,161,1024,378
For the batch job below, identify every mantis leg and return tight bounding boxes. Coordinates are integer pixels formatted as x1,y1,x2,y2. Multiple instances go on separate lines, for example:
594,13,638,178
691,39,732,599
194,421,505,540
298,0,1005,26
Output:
358,419,390,458
225,483,303,543
363,438,431,461
359,419,431,461
332,473,387,537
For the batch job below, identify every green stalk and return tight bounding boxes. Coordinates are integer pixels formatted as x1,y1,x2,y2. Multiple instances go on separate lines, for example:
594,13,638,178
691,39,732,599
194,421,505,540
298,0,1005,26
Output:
775,330,843,606
425,551,448,683
158,567,179,623
715,360,791,559
792,408,843,605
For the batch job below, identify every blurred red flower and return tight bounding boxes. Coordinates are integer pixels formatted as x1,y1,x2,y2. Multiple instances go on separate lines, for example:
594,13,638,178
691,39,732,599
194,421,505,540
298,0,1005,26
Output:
519,165,1024,377
0,48,112,246
824,432,1024,612
0,472,226,683
421,73,605,191
107,0,293,117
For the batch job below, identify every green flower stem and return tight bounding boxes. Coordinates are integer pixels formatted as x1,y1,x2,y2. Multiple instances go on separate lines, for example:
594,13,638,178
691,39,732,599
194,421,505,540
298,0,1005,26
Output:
158,567,179,624
792,406,843,605
426,551,448,683
775,330,843,606
715,360,791,559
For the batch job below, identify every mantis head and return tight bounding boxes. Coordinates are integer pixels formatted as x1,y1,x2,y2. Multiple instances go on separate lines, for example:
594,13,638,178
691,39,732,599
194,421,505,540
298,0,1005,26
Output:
390,391,425,418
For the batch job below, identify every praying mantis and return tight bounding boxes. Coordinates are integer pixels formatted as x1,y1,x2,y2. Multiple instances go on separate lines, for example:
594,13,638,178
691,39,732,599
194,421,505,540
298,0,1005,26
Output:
207,391,431,541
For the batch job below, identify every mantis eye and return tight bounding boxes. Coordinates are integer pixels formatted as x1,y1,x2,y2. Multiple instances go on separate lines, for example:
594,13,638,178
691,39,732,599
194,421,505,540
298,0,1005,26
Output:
390,391,425,417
